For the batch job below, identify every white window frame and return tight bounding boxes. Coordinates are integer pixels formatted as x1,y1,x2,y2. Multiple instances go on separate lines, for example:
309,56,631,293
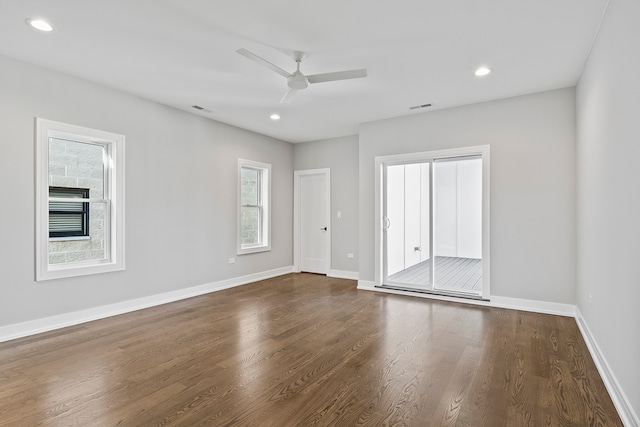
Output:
237,159,271,255
35,118,125,281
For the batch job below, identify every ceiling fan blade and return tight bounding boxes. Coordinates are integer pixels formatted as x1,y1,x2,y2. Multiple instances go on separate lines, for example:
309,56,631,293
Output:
236,48,290,79
307,69,367,84
280,88,297,104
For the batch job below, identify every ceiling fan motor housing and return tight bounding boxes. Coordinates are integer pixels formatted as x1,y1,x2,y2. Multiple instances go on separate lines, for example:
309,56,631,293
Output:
287,71,309,90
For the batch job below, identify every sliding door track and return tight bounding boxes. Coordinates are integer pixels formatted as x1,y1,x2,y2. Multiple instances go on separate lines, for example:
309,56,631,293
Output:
376,284,489,302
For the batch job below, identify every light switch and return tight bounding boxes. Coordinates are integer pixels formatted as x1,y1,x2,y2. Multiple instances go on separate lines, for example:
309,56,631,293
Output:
337,211,342,219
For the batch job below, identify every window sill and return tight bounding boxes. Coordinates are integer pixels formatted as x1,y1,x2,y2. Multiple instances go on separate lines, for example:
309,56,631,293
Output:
40,259,125,281
49,236,91,242
237,244,271,255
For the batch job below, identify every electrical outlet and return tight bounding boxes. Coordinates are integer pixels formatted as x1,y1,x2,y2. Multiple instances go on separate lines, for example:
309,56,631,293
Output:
228,258,236,264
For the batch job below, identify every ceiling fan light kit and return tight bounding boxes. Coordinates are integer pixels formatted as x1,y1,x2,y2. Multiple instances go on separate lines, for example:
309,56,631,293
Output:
237,48,367,103
287,62,309,90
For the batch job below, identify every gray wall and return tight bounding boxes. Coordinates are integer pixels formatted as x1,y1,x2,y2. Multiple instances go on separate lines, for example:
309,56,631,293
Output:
0,55,293,327
577,0,640,418
359,88,577,304
294,135,359,273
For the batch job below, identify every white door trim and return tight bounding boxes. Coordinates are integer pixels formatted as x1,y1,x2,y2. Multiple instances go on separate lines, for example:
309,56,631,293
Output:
294,168,331,273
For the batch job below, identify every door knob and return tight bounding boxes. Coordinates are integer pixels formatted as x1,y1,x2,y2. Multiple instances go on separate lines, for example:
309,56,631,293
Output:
321,227,327,231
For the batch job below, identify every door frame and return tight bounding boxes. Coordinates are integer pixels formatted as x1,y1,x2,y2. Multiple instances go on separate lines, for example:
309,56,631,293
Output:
375,145,490,299
293,168,331,273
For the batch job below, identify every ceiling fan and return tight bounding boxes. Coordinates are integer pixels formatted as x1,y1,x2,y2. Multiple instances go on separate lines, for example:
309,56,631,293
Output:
236,48,367,103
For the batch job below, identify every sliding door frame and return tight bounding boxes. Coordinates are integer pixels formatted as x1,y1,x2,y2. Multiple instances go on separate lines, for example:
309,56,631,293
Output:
375,145,491,300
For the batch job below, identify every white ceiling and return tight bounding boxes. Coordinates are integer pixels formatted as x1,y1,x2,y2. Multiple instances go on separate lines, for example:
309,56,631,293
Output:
0,0,608,143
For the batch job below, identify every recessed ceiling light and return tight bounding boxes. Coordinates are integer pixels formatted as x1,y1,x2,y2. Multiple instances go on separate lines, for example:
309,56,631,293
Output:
475,67,492,77
26,18,53,32
270,113,281,121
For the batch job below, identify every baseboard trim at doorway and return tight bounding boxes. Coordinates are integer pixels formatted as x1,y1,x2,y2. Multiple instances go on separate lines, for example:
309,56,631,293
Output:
377,284,487,301
357,280,575,317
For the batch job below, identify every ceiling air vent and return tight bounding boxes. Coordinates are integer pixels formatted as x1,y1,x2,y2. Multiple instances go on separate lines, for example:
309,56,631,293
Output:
192,105,213,113
409,103,432,110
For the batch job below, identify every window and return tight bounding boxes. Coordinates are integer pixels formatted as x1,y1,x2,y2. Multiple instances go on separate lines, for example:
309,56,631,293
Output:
49,187,90,238
238,159,271,254
36,118,125,281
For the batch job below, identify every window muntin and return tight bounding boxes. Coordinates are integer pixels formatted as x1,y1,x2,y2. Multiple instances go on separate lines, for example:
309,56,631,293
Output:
36,119,125,280
238,159,271,254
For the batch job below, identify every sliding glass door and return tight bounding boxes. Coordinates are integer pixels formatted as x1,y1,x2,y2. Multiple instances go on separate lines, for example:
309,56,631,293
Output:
380,147,489,299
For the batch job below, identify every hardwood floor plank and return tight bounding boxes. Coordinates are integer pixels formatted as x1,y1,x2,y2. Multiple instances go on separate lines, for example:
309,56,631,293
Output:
433,345,483,426
0,274,622,426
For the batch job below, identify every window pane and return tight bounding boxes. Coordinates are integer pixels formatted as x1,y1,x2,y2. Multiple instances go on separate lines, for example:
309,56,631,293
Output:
237,159,270,255
49,212,83,233
241,206,260,245
49,138,105,199
49,187,89,237
48,138,106,263
48,201,108,264
49,200,84,212
241,167,259,206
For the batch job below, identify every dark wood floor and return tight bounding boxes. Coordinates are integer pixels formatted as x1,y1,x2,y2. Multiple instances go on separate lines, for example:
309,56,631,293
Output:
389,256,482,293
0,274,621,426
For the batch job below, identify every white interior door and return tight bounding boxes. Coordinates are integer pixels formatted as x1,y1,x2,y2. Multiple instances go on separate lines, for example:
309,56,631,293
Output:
298,171,330,274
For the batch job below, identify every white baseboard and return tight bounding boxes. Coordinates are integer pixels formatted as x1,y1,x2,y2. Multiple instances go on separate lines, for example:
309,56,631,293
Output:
489,295,576,317
575,308,639,427
357,281,575,316
328,269,359,280
0,266,294,344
